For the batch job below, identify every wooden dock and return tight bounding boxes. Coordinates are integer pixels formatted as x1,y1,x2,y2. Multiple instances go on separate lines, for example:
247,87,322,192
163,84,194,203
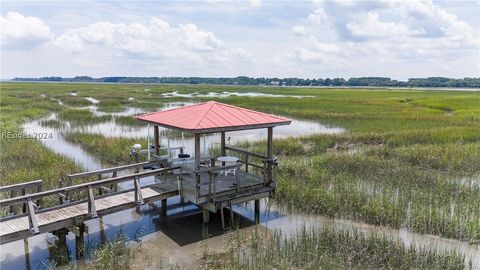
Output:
0,153,276,247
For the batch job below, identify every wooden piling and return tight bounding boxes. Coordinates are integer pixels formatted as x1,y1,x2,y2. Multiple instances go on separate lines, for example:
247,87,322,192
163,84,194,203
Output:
75,222,85,259
161,199,167,217
202,207,210,224
24,239,31,270
254,199,260,224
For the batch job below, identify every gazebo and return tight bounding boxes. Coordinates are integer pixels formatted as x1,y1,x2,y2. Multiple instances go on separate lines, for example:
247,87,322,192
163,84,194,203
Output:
135,101,291,226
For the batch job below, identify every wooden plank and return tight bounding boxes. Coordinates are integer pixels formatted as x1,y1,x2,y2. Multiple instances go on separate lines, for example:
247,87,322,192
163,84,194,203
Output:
27,198,38,234
225,146,269,160
87,186,97,218
134,177,144,205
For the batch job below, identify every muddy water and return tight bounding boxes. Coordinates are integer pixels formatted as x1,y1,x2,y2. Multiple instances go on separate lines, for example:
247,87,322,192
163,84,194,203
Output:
2,102,479,269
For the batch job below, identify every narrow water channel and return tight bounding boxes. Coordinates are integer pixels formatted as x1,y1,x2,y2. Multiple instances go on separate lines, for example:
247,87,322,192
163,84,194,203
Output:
2,101,478,269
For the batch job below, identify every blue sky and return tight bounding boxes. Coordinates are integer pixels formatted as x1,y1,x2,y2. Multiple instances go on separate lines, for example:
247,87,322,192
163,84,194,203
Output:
1,0,479,80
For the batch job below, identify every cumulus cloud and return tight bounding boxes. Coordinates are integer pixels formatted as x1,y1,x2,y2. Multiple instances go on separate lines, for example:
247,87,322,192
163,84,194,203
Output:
0,11,52,48
347,11,425,39
294,0,478,64
53,18,251,63
292,25,306,36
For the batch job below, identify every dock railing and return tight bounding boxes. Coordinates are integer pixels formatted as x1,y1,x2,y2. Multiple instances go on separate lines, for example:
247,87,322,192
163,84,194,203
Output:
65,160,166,202
0,167,180,234
224,146,277,184
0,180,43,215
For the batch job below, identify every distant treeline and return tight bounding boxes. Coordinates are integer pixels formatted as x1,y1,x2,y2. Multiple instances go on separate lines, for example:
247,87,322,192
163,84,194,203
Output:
11,76,480,88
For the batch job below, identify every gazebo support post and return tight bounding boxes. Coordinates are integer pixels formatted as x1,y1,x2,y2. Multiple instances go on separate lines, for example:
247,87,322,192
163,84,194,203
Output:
220,132,226,156
195,133,201,196
154,125,160,156
267,127,273,184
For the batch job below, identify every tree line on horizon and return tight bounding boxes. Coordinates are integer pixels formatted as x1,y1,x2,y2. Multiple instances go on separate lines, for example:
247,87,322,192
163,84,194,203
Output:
11,76,480,88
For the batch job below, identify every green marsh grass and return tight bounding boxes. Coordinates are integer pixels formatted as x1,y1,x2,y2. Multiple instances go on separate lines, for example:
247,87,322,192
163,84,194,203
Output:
40,119,65,128
202,227,469,269
58,109,111,125
1,82,479,263
63,132,147,165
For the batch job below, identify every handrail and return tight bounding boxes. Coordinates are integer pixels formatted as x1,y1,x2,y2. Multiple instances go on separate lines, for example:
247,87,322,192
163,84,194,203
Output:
237,160,264,170
196,163,243,174
67,160,165,179
224,146,268,160
0,180,43,193
0,167,180,207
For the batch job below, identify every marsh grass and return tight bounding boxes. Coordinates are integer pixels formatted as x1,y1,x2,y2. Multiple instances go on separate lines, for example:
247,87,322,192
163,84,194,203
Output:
1,82,479,265
114,116,145,127
201,227,469,270
97,105,126,113
40,119,65,128
82,235,132,270
275,150,480,243
63,132,147,165
58,109,111,125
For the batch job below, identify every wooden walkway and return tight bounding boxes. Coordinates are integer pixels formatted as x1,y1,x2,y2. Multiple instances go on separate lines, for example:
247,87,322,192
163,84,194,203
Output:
0,161,179,245
0,186,177,244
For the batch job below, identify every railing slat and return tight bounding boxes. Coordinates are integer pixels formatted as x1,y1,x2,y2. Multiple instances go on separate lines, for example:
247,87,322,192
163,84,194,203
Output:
27,198,39,234
87,186,97,218
133,177,144,205
67,160,164,179
224,146,268,160
0,180,43,193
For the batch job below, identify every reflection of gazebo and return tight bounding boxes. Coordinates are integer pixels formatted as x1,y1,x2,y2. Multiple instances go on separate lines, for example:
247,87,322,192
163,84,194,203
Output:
135,101,291,226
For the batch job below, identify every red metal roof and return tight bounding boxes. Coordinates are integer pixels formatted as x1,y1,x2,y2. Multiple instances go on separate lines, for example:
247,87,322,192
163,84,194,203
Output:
135,101,291,133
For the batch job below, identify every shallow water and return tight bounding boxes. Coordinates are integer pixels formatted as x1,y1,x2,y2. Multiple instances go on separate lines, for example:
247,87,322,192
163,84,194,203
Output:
5,102,479,269
161,91,314,99
22,102,344,169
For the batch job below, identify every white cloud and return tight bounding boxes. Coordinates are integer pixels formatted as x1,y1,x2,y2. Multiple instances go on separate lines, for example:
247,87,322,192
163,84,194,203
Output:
307,8,328,24
347,11,425,38
297,0,478,62
0,11,52,48
292,25,306,36
53,18,250,63
248,0,262,8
